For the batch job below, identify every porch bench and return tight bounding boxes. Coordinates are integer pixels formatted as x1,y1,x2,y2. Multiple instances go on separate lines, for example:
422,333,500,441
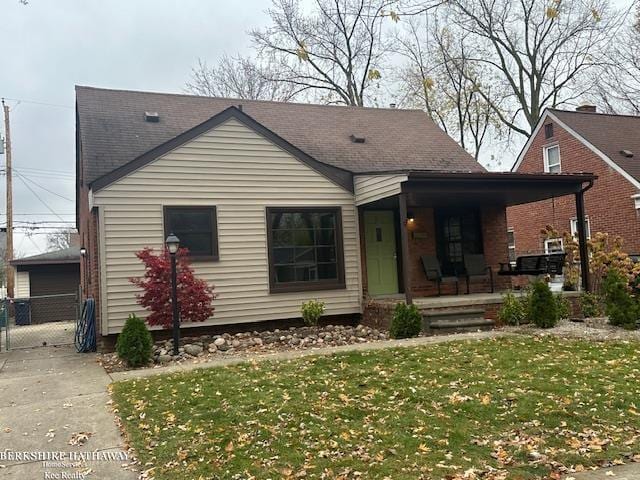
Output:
498,253,566,276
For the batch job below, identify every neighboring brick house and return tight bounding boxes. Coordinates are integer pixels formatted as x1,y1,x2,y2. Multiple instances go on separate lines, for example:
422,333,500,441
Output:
508,106,640,260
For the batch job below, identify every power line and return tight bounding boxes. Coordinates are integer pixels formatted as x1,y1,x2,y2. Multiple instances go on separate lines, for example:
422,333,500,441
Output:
14,171,74,202
15,166,74,174
10,167,75,178
1,97,73,110
14,174,66,221
26,235,43,253
13,220,75,223
0,213,75,216
12,170,75,181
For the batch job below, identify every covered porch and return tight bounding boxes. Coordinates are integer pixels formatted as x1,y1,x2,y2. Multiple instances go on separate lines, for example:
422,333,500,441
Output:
356,171,596,305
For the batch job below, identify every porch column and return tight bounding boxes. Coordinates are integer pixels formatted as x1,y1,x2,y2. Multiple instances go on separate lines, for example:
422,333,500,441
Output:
575,190,590,292
398,193,413,304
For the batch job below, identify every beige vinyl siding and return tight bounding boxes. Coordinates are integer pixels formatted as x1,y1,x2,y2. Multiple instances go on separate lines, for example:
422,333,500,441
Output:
93,118,361,334
15,271,30,298
354,174,408,206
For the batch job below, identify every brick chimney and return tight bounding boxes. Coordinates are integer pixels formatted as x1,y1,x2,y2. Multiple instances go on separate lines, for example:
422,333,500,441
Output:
576,105,597,113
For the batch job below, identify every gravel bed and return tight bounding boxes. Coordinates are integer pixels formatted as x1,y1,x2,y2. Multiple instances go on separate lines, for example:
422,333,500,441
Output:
508,318,640,341
99,323,390,373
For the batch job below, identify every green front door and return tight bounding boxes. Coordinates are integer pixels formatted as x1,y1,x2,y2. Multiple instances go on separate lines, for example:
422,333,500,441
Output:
364,211,399,296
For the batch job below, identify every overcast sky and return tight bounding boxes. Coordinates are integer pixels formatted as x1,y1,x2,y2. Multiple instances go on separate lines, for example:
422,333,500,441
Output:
1,0,268,256
0,0,635,257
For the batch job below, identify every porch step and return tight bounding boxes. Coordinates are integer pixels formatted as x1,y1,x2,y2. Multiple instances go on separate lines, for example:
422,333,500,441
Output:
421,308,494,331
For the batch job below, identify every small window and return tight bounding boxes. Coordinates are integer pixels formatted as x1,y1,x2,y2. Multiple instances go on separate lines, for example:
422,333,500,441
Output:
544,123,554,139
375,227,383,242
544,237,564,254
163,206,219,260
266,207,345,293
570,217,591,240
544,145,561,173
507,228,516,264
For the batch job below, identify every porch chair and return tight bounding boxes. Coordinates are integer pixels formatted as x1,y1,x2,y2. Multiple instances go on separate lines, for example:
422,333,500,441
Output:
421,255,459,296
463,254,494,294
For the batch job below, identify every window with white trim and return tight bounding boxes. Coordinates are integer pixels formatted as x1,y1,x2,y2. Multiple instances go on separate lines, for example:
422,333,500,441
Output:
634,194,640,210
544,237,564,254
543,145,561,173
570,216,591,240
507,228,516,264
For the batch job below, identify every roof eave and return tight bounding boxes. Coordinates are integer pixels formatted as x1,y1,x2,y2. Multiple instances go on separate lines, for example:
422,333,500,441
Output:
12,258,80,267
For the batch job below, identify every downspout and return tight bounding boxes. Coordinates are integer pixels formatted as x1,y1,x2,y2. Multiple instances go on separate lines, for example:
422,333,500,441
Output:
575,179,594,292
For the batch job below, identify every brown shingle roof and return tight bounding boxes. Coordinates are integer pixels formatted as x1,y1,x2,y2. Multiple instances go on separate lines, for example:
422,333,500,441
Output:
11,247,80,266
76,86,484,186
549,108,640,184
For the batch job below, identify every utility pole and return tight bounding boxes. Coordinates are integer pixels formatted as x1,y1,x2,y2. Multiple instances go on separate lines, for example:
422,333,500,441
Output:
2,99,14,298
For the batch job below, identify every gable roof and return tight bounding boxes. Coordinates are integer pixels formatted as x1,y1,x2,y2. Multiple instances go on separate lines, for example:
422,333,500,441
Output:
90,106,354,192
548,109,640,185
11,246,80,266
76,86,485,191
513,108,640,189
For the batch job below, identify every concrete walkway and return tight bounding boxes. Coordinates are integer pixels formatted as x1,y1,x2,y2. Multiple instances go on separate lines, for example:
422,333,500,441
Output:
564,464,640,479
0,346,137,479
110,329,510,382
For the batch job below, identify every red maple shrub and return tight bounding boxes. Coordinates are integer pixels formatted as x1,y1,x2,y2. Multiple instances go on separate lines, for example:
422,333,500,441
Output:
130,247,215,328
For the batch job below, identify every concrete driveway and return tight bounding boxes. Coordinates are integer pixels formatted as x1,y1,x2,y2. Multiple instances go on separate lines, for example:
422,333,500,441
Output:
0,346,137,479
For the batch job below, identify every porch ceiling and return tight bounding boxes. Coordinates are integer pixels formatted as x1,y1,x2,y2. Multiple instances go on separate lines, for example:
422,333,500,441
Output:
400,171,597,207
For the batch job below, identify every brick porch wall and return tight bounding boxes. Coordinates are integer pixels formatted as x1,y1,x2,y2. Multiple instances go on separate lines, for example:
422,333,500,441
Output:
362,293,581,331
408,206,512,297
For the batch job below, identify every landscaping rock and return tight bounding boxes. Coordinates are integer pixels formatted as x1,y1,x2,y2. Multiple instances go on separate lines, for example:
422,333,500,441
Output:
184,344,203,356
101,322,402,372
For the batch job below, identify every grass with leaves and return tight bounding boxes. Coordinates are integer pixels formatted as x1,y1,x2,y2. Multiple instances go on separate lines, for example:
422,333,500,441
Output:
111,336,640,479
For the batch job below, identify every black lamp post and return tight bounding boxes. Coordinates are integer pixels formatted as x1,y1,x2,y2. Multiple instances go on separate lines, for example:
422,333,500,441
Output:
165,233,180,356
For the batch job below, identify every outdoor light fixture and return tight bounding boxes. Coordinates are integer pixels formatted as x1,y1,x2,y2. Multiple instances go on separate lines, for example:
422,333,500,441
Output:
165,233,181,355
407,211,416,224
165,233,180,255
80,246,87,257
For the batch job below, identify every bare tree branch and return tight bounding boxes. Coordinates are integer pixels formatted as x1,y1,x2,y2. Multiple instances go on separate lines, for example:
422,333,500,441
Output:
430,0,626,136
250,0,393,106
396,16,505,159
589,4,640,114
186,55,302,101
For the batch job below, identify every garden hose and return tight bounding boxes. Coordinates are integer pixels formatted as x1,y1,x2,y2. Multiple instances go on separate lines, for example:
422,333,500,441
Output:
75,298,97,353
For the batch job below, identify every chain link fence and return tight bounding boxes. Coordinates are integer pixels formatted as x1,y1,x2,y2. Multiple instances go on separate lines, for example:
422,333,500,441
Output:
1,293,79,350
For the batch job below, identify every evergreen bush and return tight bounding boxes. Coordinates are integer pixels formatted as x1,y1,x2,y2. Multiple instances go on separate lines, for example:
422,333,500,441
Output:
579,292,603,318
116,314,153,367
602,268,639,330
497,291,526,326
529,280,559,328
555,294,572,320
389,302,422,339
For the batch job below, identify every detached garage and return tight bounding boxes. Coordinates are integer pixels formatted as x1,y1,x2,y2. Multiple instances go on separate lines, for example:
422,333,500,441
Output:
12,247,81,324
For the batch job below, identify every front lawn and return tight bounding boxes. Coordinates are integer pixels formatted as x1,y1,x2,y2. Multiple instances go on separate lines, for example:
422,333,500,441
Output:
111,336,640,479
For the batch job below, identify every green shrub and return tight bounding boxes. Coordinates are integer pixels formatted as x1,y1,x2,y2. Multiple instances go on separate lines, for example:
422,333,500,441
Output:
555,294,572,320
116,314,153,367
498,291,526,326
389,302,422,339
301,300,325,327
602,268,639,329
579,292,603,318
529,280,559,328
